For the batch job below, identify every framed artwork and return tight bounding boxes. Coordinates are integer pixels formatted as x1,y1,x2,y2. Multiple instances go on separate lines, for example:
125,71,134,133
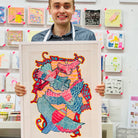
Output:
104,54,122,72
6,73,20,92
15,95,21,111
0,93,16,112
128,96,138,128
104,76,123,94
27,30,42,42
120,0,138,2
8,7,25,24
7,30,24,47
85,10,100,26
20,41,101,138
11,51,19,69
0,50,10,69
0,74,4,92
106,31,124,49
0,30,5,46
0,6,6,23
46,10,54,25
93,30,104,48
104,9,122,27
71,9,81,25
28,7,45,25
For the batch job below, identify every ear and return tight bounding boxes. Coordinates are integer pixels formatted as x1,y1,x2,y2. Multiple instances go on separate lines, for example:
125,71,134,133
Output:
48,5,51,15
73,6,75,13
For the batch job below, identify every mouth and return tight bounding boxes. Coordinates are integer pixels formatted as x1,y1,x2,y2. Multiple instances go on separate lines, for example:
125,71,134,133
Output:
57,15,68,20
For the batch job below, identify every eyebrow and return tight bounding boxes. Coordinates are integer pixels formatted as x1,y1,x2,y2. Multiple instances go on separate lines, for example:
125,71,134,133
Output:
53,2,71,5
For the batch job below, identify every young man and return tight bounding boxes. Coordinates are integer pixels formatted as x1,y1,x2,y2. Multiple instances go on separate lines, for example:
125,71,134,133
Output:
15,0,105,96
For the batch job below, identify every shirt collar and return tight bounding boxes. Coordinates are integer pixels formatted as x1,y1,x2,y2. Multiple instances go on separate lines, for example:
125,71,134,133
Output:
47,23,73,40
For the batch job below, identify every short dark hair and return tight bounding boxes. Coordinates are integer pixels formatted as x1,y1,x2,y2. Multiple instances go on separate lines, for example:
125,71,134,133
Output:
49,0,75,7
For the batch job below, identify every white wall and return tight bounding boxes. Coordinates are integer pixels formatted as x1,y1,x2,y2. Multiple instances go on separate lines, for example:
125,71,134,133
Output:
0,0,138,137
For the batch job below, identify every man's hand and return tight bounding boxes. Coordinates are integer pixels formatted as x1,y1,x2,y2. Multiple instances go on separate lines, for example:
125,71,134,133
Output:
95,82,105,96
15,82,26,96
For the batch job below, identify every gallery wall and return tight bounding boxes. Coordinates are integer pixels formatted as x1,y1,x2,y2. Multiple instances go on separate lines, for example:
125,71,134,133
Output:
0,0,138,136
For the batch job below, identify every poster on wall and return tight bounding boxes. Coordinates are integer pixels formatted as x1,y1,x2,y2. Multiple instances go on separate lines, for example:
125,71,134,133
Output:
128,96,138,128
20,41,101,138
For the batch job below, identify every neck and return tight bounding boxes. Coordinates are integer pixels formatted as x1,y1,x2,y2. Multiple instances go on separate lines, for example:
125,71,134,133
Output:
53,23,71,37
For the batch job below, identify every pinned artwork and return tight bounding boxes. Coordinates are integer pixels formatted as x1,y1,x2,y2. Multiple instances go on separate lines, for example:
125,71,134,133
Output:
8,7,25,24
7,30,24,46
104,54,122,72
15,95,21,111
0,50,10,69
11,51,19,69
0,94,16,112
0,30,5,46
107,31,124,49
101,55,104,71
27,30,42,42
28,7,45,25
6,73,20,92
128,96,138,128
104,76,123,94
93,30,104,48
0,74,4,92
20,42,101,138
71,9,81,25
0,6,6,23
46,10,54,25
105,9,122,27
85,10,100,26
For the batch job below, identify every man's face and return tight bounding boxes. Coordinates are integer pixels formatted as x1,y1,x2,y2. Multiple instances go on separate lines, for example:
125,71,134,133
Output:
49,0,75,26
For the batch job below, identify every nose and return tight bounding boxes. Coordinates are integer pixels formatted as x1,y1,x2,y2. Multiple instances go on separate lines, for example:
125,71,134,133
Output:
59,6,65,13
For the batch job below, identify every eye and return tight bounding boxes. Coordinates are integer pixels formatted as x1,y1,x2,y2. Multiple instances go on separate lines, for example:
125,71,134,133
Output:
54,4,60,9
64,5,70,9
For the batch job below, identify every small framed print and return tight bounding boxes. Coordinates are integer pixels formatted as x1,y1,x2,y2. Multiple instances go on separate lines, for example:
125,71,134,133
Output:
28,7,45,25
104,54,122,72
105,9,122,27
0,6,6,23
0,94,16,112
85,10,100,26
106,31,124,49
0,50,10,69
104,76,123,95
7,30,24,47
71,9,81,25
8,7,25,24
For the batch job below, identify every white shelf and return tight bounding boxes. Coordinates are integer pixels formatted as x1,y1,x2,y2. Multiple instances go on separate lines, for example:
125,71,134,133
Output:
0,121,21,129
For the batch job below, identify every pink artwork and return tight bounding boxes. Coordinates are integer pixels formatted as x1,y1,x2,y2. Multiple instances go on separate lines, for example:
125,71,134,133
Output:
8,7,25,24
28,8,45,25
